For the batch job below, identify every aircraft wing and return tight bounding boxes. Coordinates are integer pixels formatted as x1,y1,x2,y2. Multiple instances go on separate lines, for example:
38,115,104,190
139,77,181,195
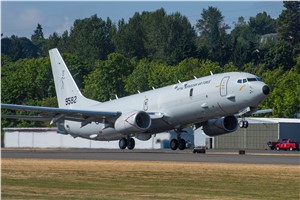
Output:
1,104,121,126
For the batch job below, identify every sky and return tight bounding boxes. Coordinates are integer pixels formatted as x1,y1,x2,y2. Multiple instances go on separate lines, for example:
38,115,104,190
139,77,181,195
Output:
1,1,284,38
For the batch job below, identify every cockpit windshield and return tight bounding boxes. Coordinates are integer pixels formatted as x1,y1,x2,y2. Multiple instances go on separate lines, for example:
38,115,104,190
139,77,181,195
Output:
247,78,257,82
237,76,264,84
256,77,263,82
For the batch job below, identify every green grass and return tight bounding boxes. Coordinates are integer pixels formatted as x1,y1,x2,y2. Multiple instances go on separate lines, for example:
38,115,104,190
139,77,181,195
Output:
2,159,300,200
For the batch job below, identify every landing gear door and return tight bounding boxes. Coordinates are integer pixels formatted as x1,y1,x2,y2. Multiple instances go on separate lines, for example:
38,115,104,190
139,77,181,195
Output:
220,76,230,97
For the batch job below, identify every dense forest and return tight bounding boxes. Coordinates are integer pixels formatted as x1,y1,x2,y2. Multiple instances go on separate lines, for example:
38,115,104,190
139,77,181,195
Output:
1,1,300,128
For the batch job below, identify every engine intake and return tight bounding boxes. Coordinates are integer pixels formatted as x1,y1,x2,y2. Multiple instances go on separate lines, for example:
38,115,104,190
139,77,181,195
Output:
203,115,238,137
115,111,151,134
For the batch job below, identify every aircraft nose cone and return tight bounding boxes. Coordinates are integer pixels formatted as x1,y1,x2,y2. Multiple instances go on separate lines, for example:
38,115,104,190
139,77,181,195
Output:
262,85,270,95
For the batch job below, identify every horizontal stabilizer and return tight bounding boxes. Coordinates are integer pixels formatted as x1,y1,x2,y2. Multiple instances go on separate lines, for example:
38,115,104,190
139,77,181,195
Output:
252,109,273,115
236,107,272,117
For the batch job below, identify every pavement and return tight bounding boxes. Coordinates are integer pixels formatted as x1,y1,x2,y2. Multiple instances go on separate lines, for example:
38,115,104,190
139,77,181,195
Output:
2,148,300,165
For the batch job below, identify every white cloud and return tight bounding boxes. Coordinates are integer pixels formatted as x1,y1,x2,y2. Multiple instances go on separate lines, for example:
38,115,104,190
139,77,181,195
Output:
55,16,72,35
17,7,44,30
2,5,44,37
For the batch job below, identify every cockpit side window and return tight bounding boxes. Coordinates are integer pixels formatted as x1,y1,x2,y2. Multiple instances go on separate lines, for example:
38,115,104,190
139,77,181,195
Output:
237,79,249,84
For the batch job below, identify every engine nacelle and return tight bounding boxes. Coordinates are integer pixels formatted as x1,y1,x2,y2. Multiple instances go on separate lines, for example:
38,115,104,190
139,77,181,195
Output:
203,115,238,137
135,133,152,141
114,111,151,134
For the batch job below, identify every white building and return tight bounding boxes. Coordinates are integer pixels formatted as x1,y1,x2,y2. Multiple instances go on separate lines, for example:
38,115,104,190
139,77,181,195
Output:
3,118,299,150
3,127,170,149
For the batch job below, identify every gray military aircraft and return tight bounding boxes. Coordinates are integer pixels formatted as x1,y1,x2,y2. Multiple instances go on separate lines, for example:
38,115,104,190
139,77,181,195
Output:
1,48,270,150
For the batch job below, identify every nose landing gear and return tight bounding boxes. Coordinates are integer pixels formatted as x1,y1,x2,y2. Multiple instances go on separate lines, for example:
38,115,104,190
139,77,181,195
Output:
239,120,249,128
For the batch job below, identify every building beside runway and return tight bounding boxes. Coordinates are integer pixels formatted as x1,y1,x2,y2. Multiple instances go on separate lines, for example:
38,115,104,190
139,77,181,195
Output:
214,118,300,150
3,118,299,150
2,127,169,149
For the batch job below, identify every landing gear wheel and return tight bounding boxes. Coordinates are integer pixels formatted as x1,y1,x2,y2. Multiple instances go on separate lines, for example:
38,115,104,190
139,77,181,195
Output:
170,139,179,150
243,121,249,128
127,138,135,150
239,121,244,128
178,139,186,150
239,120,249,128
119,138,127,150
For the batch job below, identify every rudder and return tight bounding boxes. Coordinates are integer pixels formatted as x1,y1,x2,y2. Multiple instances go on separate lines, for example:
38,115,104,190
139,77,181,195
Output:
49,48,99,109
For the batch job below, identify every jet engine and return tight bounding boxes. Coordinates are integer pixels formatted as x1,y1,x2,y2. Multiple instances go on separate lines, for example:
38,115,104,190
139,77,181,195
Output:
203,115,238,137
114,111,151,134
135,133,152,141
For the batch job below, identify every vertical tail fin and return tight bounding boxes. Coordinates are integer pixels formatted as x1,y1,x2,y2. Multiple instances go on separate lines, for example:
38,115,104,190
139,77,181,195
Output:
49,48,99,109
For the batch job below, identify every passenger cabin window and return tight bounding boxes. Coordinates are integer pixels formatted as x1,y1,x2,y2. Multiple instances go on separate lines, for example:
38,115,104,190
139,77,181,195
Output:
189,88,193,97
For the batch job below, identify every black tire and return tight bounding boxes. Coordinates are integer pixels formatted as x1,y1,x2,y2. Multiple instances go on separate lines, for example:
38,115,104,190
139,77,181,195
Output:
239,121,244,128
170,139,178,150
276,146,280,151
243,121,249,128
127,138,135,150
178,139,186,150
119,138,127,150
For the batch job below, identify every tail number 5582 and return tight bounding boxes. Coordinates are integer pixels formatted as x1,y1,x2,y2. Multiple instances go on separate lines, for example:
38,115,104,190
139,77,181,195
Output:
65,96,77,105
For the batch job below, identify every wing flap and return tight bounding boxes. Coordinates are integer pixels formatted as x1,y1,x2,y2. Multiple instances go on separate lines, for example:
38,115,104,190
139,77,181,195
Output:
252,109,273,115
1,115,52,121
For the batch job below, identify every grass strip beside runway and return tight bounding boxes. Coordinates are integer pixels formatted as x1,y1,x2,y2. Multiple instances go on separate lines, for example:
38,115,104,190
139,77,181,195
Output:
2,159,300,200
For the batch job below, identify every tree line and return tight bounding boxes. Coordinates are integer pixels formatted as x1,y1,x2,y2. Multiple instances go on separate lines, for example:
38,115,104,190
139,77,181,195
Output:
1,2,300,127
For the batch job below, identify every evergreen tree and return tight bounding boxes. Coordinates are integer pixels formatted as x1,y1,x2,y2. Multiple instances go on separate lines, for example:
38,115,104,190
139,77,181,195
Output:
113,13,146,59
230,17,258,67
196,6,230,65
68,15,115,61
1,35,38,61
277,1,300,45
249,12,276,35
31,23,46,56
31,23,44,42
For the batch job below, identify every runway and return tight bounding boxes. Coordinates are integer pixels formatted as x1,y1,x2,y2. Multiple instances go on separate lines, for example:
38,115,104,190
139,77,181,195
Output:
2,148,299,165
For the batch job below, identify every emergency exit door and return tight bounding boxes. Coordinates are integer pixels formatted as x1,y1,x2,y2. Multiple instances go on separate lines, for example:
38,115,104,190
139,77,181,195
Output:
220,76,230,97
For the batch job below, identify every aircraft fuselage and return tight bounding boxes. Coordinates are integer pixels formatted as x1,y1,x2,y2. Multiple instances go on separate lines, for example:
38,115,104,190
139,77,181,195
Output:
65,72,269,141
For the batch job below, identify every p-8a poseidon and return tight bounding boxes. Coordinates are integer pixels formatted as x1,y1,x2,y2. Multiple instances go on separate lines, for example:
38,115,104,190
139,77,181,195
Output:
1,48,270,150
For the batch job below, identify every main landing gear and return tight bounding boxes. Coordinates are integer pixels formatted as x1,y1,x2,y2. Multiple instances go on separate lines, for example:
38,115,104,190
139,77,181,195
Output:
170,129,187,151
239,120,249,128
119,138,135,150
